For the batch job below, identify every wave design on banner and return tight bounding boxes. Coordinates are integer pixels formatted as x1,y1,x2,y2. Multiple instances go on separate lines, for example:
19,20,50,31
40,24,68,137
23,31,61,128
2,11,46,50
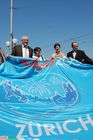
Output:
0,80,79,106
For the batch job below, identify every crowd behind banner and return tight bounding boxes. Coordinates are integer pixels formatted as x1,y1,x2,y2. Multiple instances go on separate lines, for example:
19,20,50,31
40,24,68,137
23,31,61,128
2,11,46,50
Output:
0,35,93,65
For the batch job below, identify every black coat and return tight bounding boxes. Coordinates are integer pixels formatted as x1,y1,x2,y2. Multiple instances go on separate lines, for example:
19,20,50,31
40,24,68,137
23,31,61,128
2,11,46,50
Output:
67,50,93,65
0,50,6,64
11,45,33,58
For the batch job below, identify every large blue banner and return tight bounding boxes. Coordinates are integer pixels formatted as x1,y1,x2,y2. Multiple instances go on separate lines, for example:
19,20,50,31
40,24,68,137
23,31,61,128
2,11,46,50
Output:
0,56,93,140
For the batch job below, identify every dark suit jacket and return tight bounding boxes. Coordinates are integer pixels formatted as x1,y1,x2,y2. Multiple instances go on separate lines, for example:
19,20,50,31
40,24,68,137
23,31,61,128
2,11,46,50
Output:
0,50,6,64
11,45,33,58
67,50,93,65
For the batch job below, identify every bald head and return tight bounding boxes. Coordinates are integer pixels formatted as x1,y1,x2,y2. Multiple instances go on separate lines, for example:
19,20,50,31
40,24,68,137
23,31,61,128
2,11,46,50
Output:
22,35,29,46
22,35,29,40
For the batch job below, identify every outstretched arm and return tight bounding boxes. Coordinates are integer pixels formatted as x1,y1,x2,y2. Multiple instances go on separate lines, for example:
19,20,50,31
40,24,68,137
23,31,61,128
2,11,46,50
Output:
83,51,93,65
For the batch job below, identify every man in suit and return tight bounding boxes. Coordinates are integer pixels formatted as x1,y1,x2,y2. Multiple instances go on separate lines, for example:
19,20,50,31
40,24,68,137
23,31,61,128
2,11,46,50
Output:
67,41,93,65
11,35,33,58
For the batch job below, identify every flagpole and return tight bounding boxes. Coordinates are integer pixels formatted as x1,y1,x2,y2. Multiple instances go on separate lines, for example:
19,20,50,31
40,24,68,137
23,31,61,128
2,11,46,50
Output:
10,0,13,53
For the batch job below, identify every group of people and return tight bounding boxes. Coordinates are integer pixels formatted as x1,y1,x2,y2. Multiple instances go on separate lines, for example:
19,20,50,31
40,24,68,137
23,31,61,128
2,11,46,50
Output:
11,35,45,61
0,35,93,65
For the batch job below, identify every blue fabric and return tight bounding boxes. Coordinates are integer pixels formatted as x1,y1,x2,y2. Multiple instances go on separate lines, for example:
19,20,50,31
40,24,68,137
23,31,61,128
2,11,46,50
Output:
0,56,93,140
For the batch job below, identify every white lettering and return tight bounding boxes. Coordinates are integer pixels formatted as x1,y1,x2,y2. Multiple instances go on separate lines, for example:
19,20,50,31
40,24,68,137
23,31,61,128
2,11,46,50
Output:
78,114,93,130
44,124,57,136
15,114,93,139
55,122,64,134
63,119,81,133
28,123,42,137
16,124,26,140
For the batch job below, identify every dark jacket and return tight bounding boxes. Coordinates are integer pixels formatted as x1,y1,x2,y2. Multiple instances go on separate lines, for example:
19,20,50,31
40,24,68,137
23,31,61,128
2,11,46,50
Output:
0,49,6,64
11,45,33,58
67,50,93,65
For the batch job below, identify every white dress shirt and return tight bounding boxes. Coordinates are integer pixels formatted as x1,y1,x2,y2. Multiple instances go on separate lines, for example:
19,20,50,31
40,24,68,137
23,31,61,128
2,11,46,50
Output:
73,51,77,59
22,45,29,58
